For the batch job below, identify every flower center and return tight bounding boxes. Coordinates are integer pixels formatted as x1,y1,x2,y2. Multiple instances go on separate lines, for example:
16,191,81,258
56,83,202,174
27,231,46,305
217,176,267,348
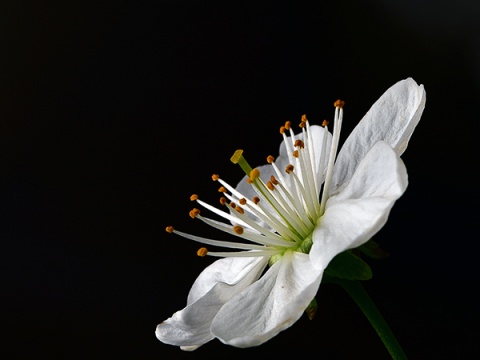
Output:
165,101,344,263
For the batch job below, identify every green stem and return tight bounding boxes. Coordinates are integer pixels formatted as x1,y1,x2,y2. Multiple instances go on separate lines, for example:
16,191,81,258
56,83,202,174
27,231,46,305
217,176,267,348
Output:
334,278,407,359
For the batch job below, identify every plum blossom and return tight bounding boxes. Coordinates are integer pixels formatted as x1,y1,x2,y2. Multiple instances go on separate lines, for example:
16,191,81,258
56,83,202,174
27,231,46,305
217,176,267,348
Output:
156,78,426,350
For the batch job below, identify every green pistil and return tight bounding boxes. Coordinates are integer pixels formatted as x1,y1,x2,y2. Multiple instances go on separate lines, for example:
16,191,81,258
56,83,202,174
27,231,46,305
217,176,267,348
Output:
298,233,313,254
230,149,252,175
268,233,313,266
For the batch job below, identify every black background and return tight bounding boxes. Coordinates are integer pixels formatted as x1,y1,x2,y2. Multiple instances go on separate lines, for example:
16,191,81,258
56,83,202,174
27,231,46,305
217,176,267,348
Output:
2,1,479,359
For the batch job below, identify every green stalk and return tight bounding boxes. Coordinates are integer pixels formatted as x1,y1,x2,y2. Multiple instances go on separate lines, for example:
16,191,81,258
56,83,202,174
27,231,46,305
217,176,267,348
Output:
334,278,408,360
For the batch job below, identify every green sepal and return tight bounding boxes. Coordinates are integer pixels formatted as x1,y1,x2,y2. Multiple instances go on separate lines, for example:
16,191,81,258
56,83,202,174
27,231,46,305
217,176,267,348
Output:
359,239,390,260
323,250,373,281
305,298,318,320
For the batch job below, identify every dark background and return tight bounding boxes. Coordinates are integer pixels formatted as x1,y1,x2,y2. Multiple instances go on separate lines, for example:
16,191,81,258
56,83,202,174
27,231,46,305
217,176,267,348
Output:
1,0,479,358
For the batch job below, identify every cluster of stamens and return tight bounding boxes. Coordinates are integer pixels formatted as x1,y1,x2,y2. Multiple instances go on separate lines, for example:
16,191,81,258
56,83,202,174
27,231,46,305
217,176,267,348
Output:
166,100,344,261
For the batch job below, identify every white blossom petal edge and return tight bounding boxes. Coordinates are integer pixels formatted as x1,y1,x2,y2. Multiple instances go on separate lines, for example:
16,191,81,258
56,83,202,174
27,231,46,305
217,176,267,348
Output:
156,78,426,349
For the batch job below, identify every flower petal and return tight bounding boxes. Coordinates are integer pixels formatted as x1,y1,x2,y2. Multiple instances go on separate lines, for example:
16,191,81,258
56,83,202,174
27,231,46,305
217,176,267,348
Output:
310,141,408,269
331,77,425,194
211,250,323,347
156,256,268,349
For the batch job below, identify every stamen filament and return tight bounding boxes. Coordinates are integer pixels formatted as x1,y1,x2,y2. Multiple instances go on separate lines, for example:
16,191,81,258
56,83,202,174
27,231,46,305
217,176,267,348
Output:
288,170,317,225
320,105,343,214
215,199,293,246
271,180,313,235
216,177,266,216
196,214,293,247
270,161,311,226
204,249,282,258
171,229,272,251
296,144,321,218
251,177,305,239
251,199,305,242
221,191,301,242
196,198,252,229
260,180,311,238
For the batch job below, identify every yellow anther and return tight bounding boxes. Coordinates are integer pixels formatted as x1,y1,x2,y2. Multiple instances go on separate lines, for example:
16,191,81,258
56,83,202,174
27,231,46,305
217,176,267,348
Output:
252,196,260,204
267,155,275,163
249,168,260,181
166,226,174,233
294,139,304,148
322,119,329,127
190,194,198,201
189,208,200,218
301,114,308,123
219,197,227,205
270,175,279,185
267,181,275,191
284,121,291,130
280,125,286,134
212,174,219,181
229,202,236,209
233,225,244,235
239,198,247,205
286,164,294,174
334,99,345,108
247,178,253,184
197,247,208,257
235,206,245,215
218,186,227,193
292,150,299,158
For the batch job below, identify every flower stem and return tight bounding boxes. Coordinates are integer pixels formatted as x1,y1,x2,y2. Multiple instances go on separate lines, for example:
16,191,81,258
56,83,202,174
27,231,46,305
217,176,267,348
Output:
334,278,407,359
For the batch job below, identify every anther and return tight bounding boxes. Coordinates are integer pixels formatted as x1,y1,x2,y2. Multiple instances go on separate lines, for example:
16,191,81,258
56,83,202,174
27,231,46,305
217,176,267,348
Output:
294,139,305,148
252,196,260,204
270,175,279,185
235,206,245,214
284,121,291,130
249,168,260,181
197,247,208,257
301,114,308,123
233,225,244,235
189,208,200,218
267,181,275,191
212,174,219,181
293,150,299,158
218,186,227,193
239,198,247,205
286,164,294,174
334,99,345,108
322,120,329,127
190,194,198,201
166,226,174,233
280,125,286,135
267,155,275,163
219,197,227,205
229,202,236,209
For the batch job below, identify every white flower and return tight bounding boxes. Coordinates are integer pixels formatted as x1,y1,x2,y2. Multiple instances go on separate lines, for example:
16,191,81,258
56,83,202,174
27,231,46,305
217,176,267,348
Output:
156,78,426,350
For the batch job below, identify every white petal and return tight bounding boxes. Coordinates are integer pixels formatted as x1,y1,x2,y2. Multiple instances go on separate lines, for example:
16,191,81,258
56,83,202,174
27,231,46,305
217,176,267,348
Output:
331,77,425,194
211,250,323,347
156,256,267,349
310,141,408,269
186,256,267,304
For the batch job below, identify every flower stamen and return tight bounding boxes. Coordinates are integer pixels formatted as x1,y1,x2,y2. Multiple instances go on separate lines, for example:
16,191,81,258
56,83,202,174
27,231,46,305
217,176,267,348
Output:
320,100,344,215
